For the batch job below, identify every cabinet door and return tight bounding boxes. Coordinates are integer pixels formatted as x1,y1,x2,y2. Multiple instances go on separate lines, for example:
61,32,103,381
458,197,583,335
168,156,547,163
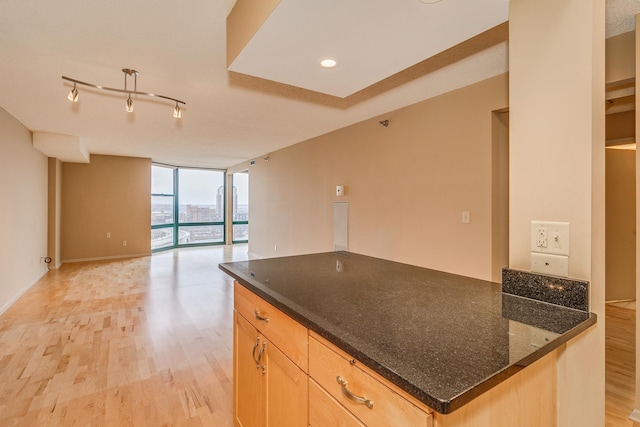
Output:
234,311,263,427
309,378,365,427
264,339,308,427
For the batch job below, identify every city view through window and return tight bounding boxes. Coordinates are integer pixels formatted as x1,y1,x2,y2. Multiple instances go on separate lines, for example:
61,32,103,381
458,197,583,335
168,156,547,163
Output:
151,165,248,250
232,172,249,243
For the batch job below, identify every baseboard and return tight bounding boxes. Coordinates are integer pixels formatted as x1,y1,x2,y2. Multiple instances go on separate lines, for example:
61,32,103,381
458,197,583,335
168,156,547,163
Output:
62,253,150,263
247,251,265,259
0,268,48,315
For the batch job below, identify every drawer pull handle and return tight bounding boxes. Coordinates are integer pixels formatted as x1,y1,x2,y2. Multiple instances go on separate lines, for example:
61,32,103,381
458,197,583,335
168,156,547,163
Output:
336,376,374,409
254,309,269,322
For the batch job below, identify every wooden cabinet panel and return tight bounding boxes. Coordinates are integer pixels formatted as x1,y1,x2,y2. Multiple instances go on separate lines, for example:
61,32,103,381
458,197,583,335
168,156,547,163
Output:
234,311,262,427
265,340,308,427
434,351,557,427
309,378,365,427
235,283,308,372
309,336,431,427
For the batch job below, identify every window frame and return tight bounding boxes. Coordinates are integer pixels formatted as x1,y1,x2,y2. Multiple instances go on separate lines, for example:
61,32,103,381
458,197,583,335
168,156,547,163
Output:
231,171,249,244
151,164,227,252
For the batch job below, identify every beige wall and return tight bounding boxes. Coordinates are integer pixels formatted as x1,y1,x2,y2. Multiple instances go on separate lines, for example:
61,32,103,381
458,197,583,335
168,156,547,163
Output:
606,148,636,301
0,107,48,312
61,155,151,262
47,158,62,269
248,74,508,281
509,0,605,425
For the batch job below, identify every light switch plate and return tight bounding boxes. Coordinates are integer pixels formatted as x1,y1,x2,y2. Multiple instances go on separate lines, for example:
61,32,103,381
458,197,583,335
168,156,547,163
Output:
530,252,569,277
530,221,570,256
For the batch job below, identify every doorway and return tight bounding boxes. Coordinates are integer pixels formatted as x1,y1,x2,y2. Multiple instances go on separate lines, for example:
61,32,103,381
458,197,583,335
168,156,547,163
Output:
605,95,636,302
604,91,636,424
492,110,509,283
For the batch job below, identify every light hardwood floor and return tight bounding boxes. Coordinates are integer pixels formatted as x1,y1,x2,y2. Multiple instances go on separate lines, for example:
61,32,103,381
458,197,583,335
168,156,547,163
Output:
0,246,637,426
606,303,637,427
0,246,250,426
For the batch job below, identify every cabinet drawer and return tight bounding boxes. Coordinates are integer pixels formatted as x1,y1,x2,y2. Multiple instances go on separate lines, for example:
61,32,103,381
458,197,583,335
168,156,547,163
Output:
309,336,432,427
309,378,365,427
234,282,308,372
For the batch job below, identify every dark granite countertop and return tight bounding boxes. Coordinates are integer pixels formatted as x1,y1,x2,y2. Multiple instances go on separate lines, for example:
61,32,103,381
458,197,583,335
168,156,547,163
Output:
219,252,596,414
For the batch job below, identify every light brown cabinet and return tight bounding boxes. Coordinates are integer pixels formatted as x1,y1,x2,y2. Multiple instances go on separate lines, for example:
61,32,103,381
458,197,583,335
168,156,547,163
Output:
233,284,308,427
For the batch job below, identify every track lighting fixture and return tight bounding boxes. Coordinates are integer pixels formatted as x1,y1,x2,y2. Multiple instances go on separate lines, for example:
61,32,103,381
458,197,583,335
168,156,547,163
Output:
62,68,185,118
379,119,389,127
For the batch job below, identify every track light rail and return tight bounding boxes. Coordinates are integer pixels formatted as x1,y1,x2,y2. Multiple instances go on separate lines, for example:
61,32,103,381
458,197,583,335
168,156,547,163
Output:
61,75,186,105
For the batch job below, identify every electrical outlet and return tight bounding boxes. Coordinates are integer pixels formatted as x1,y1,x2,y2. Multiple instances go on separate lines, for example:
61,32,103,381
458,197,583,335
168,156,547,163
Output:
106,232,111,238
461,211,470,224
123,240,127,247
530,221,570,256
536,228,548,248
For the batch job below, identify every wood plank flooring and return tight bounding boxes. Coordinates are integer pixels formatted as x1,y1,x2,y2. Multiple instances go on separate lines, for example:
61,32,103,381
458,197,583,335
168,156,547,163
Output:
0,245,637,426
0,246,250,426
606,303,637,427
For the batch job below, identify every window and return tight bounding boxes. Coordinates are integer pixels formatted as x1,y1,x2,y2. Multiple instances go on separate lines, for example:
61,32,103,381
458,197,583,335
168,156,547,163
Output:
151,165,226,251
151,165,175,250
232,172,249,243
177,168,225,245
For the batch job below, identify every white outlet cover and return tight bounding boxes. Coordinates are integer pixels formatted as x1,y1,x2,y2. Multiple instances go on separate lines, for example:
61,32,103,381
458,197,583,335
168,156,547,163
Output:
531,252,569,277
530,221,570,256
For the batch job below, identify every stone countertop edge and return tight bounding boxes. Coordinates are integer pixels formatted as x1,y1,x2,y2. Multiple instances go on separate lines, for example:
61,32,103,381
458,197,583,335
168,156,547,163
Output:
219,262,597,414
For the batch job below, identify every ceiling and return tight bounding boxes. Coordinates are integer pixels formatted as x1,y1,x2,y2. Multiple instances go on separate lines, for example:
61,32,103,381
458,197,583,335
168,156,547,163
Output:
0,0,638,169
228,0,507,98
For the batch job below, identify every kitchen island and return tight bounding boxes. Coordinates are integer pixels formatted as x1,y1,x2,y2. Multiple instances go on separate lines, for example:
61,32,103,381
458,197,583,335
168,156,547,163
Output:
220,252,596,426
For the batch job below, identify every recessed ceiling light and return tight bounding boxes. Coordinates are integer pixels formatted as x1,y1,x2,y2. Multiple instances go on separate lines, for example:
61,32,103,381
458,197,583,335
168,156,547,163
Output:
319,58,338,68
419,0,442,3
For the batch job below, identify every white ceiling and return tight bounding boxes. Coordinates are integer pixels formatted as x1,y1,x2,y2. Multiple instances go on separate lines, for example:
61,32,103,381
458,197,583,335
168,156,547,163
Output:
228,0,508,98
0,0,638,169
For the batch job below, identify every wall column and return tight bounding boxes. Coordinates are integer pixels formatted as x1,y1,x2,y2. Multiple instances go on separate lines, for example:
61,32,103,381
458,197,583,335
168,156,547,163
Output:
509,0,605,425
47,158,62,269
633,13,640,422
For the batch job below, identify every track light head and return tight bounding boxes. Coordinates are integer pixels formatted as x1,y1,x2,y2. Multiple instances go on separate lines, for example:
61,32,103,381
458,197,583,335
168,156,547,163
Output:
67,83,78,102
125,94,134,113
379,119,389,128
173,103,181,119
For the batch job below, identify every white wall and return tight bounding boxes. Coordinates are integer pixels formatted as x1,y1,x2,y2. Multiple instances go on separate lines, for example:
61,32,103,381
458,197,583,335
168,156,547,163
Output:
0,107,49,312
509,0,605,425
